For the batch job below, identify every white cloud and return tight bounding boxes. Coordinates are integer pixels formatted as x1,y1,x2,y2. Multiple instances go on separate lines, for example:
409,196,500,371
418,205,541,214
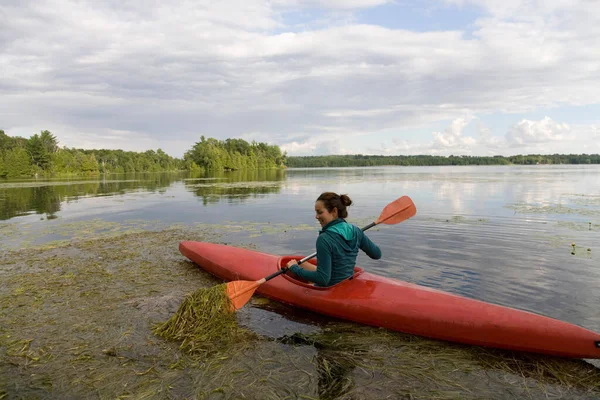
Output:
282,139,354,155
432,116,476,151
373,139,433,155
323,107,399,118
363,117,597,156
474,122,504,154
443,0,588,18
0,0,598,157
362,117,479,156
280,127,361,155
506,117,571,146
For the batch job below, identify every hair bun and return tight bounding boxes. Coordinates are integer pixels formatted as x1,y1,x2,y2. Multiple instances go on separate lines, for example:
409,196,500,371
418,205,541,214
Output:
340,194,353,207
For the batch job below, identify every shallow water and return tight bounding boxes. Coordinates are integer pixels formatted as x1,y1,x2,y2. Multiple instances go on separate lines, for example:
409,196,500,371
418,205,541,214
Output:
4,165,597,331
1,229,599,400
1,166,600,396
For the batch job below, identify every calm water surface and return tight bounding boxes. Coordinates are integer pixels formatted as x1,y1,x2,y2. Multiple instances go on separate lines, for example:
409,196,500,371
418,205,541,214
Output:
1,165,599,335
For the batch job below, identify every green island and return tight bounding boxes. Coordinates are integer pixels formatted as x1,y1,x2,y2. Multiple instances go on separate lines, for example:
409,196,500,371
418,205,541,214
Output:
0,131,285,178
1,129,599,178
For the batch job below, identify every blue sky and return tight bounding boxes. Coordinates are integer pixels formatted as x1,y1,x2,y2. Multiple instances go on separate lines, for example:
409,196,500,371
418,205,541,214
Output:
1,0,599,157
349,1,480,32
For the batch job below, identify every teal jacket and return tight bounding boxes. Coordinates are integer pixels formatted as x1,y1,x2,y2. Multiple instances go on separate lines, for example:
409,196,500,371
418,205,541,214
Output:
290,218,382,287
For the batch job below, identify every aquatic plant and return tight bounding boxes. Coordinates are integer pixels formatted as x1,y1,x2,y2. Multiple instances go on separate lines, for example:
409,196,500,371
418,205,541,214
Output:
153,284,254,354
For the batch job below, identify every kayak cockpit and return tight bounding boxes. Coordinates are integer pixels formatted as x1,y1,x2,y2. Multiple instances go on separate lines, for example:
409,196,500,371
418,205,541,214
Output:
277,255,364,290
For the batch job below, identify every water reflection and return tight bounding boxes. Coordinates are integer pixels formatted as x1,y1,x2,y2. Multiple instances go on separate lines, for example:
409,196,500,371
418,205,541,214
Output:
2,165,599,222
183,169,286,205
0,186,62,220
0,173,185,220
0,169,287,220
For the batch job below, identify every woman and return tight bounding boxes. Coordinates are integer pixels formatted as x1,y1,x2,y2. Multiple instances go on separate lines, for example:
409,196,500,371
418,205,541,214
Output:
286,192,382,287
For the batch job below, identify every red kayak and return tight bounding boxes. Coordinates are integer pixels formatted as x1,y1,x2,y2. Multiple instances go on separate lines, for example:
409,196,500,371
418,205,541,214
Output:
179,241,600,359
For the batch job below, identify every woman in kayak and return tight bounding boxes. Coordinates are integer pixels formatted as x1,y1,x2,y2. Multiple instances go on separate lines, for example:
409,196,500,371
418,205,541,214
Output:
286,192,382,287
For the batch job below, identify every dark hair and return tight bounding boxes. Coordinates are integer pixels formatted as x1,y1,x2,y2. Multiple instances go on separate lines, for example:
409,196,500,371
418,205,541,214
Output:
316,192,353,218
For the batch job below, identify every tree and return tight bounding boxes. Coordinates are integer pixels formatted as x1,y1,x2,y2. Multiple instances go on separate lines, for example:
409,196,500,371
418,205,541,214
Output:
73,151,99,174
51,149,76,174
0,129,186,176
0,130,9,152
3,148,32,177
40,130,59,154
27,134,51,170
183,136,284,171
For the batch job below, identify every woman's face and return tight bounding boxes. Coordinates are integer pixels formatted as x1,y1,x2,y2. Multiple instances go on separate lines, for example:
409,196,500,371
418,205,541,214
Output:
315,200,337,227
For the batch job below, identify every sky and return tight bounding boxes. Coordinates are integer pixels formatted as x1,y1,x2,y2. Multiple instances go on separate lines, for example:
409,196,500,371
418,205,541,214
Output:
1,0,599,158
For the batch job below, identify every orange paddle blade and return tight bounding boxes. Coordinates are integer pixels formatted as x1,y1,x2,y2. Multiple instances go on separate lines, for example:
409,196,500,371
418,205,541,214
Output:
225,280,261,310
375,196,417,225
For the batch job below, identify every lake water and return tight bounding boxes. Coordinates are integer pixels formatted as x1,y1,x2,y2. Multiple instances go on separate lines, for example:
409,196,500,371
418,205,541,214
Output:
1,165,599,336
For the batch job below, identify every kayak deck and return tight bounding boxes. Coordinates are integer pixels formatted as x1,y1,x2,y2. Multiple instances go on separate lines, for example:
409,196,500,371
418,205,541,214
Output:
179,241,600,359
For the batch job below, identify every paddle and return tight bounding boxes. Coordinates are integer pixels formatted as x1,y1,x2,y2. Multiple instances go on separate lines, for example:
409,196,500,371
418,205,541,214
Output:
225,195,417,310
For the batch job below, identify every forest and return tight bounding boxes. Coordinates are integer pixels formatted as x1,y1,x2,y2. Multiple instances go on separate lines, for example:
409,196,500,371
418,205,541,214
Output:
1,129,598,178
285,153,600,167
0,130,285,178
183,136,286,171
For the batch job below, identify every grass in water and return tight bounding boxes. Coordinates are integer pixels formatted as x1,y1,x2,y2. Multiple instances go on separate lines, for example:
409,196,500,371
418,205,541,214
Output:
1,226,599,399
153,283,254,354
276,324,600,399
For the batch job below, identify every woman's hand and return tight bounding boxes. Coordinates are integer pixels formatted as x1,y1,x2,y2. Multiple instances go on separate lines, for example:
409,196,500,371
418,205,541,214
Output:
286,259,317,272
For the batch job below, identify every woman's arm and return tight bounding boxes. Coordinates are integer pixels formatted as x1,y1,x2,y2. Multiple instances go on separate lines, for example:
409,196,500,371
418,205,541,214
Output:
358,230,382,259
288,237,332,286
286,259,317,271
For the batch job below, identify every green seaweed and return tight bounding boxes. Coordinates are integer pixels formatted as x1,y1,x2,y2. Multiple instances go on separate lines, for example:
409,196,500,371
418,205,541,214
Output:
1,227,599,400
153,284,256,354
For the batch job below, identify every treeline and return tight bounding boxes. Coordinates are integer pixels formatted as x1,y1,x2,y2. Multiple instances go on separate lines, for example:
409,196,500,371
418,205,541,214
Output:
286,154,600,168
3,128,597,178
81,148,183,174
0,130,184,178
183,136,286,171
0,130,286,178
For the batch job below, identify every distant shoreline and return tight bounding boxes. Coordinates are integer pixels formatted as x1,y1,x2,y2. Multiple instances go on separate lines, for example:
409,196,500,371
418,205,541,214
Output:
285,154,600,168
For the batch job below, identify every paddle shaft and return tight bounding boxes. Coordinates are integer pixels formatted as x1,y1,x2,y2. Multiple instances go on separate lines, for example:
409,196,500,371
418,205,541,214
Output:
261,221,378,283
